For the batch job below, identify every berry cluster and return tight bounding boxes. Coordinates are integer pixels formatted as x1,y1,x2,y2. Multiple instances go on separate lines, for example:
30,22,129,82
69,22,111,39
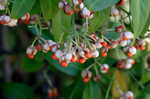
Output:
58,0,94,18
0,13,37,27
26,25,148,68
117,58,135,69
81,64,109,83
118,91,134,99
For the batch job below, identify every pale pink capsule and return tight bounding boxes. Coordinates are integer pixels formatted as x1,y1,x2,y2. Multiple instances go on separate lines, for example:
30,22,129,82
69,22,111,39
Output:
101,64,109,73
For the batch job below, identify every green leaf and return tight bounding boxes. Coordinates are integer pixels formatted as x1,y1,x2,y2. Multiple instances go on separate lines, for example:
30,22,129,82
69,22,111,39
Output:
142,14,150,34
88,8,110,33
84,0,119,11
104,31,120,40
112,70,129,98
110,49,127,60
40,0,59,19
83,82,101,99
11,0,36,18
130,0,150,37
30,0,41,15
52,11,73,42
136,85,150,99
2,83,36,99
69,81,85,99
140,70,150,84
45,52,80,76
21,53,44,72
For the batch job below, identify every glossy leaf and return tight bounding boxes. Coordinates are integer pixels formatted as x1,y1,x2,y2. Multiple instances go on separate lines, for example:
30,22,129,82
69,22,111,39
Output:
30,0,41,15
69,81,85,99
130,0,150,37
11,0,36,18
52,11,73,42
110,49,127,60
21,53,44,72
83,82,101,99
40,0,59,19
89,8,110,33
140,70,150,84
2,83,36,99
104,31,120,40
84,0,119,11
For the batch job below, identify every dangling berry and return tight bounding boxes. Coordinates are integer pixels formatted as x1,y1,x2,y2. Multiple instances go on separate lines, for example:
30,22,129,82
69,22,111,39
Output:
60,60,68,67
124,63,132,69
79,51,85,57
81,7,91,18
85,51,93,58
7,19,18,27
26,46,37,59
89,33,98,41
52,88,58,97
111,7,120,16
101,64,109,73
51,53,59,60
20,13,30,24
65,53,73,61
71,55,78,62
72,0,80,6
127,58,135,65
95,42,102,48
47,40,56,47
42,43,50,53
120,40,128,47
55,50,63,58
35,44,42,51
92,50,99,57
58,1,65,9
81,70,92,83
127,46,137,57
78,57,86,64
93,75,101,82
79,3,84,9
101,48,108,57
64,5,74,16
135,40,146,50
122,31,134,40
48,89,54,98
117,60,126,69
50,45,58,52
125,91,134,99
0,15,11,24
101,41,108,47
110,41,119,48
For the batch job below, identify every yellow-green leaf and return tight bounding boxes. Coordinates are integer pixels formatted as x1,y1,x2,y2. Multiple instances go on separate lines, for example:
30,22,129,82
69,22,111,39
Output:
112,70,129,98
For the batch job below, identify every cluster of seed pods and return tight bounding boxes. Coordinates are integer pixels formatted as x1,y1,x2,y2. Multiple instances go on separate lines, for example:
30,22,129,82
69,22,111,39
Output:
81,64,109,83
26,24,147,67
58,0,94,18
0,13,36,27
25,0,147,86
117,58,135,69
